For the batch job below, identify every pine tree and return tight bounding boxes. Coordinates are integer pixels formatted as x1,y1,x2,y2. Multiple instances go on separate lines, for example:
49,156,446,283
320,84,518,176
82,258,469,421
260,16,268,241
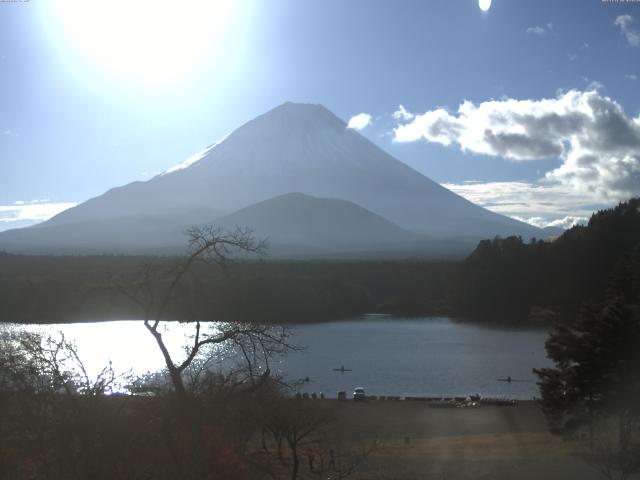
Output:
534,247,640,449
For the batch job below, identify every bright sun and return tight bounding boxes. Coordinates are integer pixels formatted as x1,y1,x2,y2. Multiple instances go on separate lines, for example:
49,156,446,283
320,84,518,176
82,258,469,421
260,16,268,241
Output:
479,0,492,12
48,0,234,85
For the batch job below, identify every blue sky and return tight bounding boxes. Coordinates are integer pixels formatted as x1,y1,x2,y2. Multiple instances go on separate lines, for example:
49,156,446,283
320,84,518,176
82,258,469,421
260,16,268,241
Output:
1,0,639,231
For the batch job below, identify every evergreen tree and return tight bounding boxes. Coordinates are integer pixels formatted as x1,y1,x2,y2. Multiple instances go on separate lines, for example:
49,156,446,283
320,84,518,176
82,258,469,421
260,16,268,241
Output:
453,198,640,324
534,247,640,447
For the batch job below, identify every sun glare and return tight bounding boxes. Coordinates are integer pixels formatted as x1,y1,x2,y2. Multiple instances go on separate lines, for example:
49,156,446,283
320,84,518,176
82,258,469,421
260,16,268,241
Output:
479,0,492,12
48,0,234,85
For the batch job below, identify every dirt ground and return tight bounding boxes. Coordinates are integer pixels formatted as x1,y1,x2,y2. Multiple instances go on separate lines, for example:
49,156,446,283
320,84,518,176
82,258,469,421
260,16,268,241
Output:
322,400,635,480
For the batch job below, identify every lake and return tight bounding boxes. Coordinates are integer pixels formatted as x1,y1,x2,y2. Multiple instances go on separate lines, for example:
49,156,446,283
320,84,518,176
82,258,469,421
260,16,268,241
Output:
8,315,552,399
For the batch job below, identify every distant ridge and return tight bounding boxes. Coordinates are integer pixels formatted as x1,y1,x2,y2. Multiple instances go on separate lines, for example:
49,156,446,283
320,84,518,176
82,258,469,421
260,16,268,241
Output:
215,192,421,253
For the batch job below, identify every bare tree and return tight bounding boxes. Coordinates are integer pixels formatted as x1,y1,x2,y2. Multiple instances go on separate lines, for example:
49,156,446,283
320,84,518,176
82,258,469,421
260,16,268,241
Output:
262,398,334,479
107,225,296,399
0,329,128,479
250,387,377,480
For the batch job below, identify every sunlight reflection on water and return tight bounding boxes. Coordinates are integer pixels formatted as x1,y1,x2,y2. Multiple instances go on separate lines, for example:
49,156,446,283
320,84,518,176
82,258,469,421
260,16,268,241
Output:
8,316,552,399
14,321,221,381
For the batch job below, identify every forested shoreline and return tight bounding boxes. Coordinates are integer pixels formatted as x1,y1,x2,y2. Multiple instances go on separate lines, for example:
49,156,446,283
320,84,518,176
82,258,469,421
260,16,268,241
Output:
1,198,638,326
0,254,456,324
452,198,640,323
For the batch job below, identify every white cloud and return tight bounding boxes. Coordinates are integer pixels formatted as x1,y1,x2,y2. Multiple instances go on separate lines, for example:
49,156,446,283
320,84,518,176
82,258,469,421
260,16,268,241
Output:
626,74,638,81
394,108,462,146
347,113,372,130
393,105,414,121
442,181,602,229
0,201,77,224
581,77,604,91
516,215,588,230
544,216,588,229
615,15,640,47
2,129,19,137
393,90,640,201
527,22,553,36
527,26,545,36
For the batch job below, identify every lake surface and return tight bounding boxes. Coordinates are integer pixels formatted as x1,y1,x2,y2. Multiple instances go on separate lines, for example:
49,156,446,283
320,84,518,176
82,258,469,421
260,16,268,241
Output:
8,315,552,399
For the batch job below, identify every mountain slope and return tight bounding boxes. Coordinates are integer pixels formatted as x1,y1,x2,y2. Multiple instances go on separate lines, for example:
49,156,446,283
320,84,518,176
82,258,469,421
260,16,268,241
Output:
0,208,223,253
215,192,421,253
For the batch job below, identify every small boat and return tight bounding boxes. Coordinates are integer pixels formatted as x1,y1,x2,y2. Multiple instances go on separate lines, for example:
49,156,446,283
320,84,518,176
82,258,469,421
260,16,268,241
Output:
332,365,352,372
497,376,534,383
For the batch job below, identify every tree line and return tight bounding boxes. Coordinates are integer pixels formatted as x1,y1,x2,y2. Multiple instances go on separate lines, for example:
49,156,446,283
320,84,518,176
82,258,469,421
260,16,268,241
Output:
534,227,640,480
1,198,638,327
451,198,640,324
0,252,455,325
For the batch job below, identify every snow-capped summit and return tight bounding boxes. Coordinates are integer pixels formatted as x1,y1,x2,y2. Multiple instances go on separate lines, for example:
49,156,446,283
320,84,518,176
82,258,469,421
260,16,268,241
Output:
0,102,543,255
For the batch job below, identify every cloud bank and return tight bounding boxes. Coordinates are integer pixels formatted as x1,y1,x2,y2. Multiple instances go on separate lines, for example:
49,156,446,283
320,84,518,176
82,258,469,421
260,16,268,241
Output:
442,181,597,229
347,113,372,130
0,200,77,231
523,215,587,230
393,90,640,201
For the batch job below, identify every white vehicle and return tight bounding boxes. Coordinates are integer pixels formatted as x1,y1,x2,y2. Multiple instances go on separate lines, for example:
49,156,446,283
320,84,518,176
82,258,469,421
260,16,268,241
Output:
353,387,366,401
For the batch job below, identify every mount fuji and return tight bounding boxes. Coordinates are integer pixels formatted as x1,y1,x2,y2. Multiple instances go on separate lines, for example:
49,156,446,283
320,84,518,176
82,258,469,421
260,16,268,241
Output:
0,102,545,256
